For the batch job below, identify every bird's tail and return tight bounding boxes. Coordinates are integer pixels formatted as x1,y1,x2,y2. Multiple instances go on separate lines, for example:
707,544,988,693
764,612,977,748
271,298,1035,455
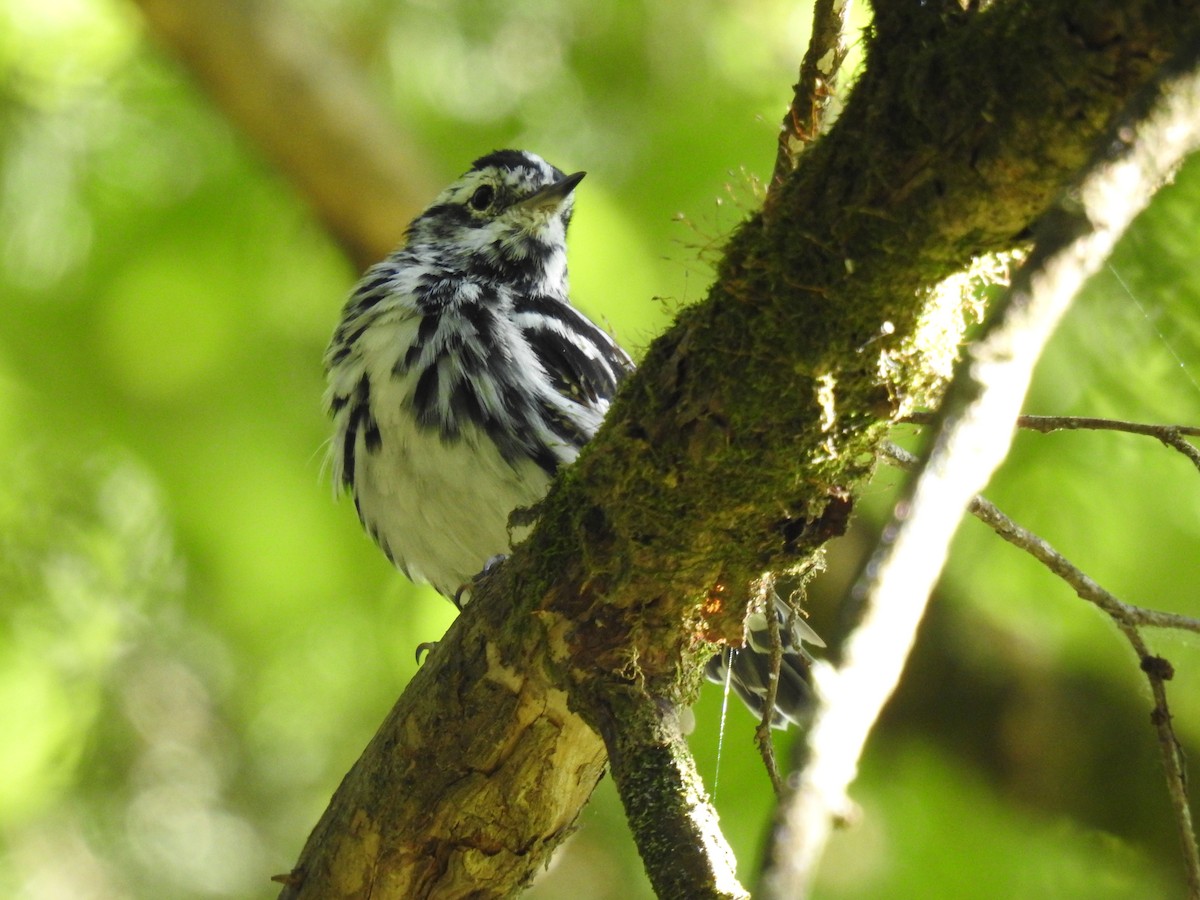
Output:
704,595,824,729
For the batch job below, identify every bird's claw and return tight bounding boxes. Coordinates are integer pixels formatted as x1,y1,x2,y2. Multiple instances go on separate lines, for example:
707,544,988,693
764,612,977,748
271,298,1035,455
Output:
415,641,439,664
452,553,509,609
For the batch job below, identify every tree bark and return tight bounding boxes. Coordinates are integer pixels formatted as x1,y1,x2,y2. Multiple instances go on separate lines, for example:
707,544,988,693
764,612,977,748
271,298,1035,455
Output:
126,0,1200,895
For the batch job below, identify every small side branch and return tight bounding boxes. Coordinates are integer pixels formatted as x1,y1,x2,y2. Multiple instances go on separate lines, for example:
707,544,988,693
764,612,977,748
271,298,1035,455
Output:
1126,628,1199,900
1014,415,1200,473
767,0,853,201
881,441,1200,895
966,491,1200,636
755,579,786,798
966,490,1200,896
1014,415,1200,439
902,413,1200,473
882,443,1200,640
595,689,749,900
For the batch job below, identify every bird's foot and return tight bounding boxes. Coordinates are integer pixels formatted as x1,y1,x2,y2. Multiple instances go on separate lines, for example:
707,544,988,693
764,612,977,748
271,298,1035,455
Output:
415,641,439,664
452,553,508,610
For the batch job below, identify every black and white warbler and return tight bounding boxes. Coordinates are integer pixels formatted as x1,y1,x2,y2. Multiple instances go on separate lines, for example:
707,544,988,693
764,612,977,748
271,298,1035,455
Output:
325,149,818,727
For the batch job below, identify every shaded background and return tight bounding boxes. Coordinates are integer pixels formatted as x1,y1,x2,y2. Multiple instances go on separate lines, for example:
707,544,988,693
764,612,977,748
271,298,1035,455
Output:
1,0,1198,897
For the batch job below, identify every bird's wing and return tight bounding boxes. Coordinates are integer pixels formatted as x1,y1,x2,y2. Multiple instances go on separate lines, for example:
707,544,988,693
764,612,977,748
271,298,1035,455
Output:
515,294,634,409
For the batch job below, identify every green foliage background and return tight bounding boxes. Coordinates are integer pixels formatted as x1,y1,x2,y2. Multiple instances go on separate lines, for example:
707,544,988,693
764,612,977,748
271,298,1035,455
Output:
1,0,1197,897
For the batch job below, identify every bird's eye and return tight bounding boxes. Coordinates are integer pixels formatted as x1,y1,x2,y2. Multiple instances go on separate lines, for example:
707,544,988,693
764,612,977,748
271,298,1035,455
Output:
468,185,495,212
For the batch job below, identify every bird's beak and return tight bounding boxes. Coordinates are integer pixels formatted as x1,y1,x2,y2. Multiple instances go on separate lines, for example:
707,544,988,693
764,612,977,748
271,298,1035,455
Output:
517,171,586,212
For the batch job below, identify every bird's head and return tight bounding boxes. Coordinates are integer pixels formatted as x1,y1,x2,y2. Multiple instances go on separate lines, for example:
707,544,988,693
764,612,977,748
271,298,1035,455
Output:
407,149,583,294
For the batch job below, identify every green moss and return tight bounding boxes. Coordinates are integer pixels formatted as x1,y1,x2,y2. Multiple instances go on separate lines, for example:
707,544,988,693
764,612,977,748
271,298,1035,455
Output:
508,0,1193,723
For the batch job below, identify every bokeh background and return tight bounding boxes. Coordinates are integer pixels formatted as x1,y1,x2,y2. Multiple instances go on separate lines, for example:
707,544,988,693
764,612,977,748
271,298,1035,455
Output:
1,1,1198,897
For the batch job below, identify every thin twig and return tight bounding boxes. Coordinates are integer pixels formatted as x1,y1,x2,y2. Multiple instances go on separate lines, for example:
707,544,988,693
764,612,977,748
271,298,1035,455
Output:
1016,414,1200,438
968,494,1200,896
1120,625,1198,900
901,413,1200,472
881,442,1200,894
766,0,852,203
969,496,1200,635
883,443,1200,637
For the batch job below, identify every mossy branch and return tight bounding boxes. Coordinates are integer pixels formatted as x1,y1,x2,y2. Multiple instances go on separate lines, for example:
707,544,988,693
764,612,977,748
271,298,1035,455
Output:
123,0,1200,895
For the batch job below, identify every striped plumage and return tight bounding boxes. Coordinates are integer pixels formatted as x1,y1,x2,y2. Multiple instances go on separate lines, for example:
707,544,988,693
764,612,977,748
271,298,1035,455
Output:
324,150,816,727
325,150,630,597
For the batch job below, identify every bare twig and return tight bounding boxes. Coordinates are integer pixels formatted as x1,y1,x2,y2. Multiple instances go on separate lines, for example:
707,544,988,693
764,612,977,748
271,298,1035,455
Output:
880,441,1200,895
766,39,1200,900
1159,431,1200,473
1015,415,1200,473
1121,627,1199,900
976,504,1200,894
967,494,1200,636
968,494,1200,895
1015,415,1200,439
883,442,1200,638
902,413,1200,473
767,0,852,203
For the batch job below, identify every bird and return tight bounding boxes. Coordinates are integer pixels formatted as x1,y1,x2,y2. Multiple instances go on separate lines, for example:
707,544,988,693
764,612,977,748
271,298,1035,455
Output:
324,149,819,728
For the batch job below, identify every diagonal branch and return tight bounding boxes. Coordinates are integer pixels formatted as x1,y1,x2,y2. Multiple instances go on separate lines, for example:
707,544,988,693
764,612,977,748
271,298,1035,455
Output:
597,690,748,899
966,490,1200,896
883,442,1200,637
881,441,1200,895
131,0,437,270
767,0,853,200
110,0,1200,895
766,34,1200,899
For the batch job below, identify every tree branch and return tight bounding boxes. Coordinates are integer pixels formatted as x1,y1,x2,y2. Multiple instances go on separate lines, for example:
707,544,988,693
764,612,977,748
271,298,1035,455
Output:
112,0,1198,894
131,0,437,270
965,486,1200,641
598,691,748,899
881,441,1200,896
903,412,1200,473
767,0,853,200
882,442,1200,637
1013,415,1200,473
966,487,1200,896
765,32,1200,898
271,595,607,898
